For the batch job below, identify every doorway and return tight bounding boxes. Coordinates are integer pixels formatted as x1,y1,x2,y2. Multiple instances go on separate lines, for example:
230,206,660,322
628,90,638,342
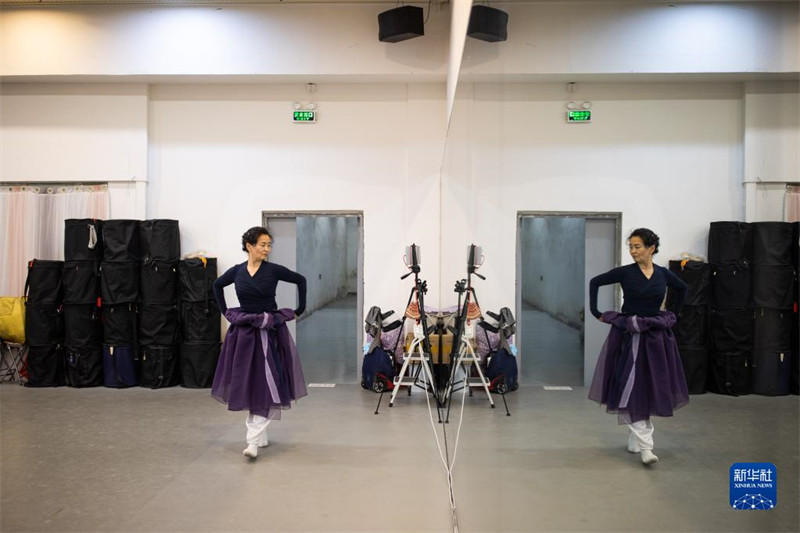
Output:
516,213,620,386
263,212,363,384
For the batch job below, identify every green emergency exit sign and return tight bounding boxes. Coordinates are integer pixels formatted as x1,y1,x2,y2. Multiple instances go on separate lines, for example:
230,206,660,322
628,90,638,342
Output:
293,110,316,123
567,110,591,123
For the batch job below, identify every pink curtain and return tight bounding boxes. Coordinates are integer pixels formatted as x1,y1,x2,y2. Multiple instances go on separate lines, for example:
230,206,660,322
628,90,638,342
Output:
785,186,800,222
0,184,110,296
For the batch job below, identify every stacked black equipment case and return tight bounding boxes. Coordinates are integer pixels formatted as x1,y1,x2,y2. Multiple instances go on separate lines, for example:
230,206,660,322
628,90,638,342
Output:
178,257,221,388
62,219,104,387
100,220,140,388
24,260,65,386
667,260,710,394
707,222,753,396
138,220,181,388
750,222,798,396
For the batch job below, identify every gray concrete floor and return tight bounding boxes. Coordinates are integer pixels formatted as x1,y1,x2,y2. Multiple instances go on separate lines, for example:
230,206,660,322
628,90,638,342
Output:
1,383,798,533
2,297,798,532
297,294,358,385
521,304,583,387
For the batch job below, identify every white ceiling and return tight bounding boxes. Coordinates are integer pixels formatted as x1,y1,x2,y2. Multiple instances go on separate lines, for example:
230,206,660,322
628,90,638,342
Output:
0,0,792,5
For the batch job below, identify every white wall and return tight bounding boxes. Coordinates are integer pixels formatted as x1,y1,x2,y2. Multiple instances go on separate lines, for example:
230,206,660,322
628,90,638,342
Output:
0,80,790,315
744,82,800,183
0,84,148,183
440,82,746,313
147,83,446,314
743,81,800,221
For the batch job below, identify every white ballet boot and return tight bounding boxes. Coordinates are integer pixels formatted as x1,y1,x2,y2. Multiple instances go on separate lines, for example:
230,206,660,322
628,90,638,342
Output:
640,449,659,465
243,443,258,459
245,414,271,454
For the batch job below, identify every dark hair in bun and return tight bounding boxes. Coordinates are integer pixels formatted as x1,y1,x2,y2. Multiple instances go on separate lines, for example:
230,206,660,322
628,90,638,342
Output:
628,228,660,254
241,226,272,253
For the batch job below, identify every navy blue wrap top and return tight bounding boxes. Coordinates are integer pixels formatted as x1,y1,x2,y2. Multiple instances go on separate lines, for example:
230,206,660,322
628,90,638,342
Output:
213,261,307,317
589,263,687,319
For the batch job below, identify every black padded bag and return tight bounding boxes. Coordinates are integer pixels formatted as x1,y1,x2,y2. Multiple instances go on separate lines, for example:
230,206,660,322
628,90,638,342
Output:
178,258,217,302
792,302,799,396
708,221,753,265
678,347,708,395
792,320,799,395
63,304,102,346
101,303,137,345
102,220,140,261
102,345,138,388
139,345,180,389
710,264,751,308
100,261,140,304
751,349,792,396
667,260,710,307
180,300,221,343
25,303,64,346
64,218,103,261
361,346,397,393
752,221,794,266
138,303,179,345
25,260,63,304
64,345,103,388
753,308,794,351
25,344,65,387
709,308,753,353
179,342,221,388
672,305,708,348
707,351,751,396
139,220,180,262
751,265,796,309
62,261,100,304
140,260,178,304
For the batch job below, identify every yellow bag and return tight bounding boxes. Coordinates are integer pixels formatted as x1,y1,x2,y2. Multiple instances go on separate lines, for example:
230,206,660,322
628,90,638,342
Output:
0,297,26,344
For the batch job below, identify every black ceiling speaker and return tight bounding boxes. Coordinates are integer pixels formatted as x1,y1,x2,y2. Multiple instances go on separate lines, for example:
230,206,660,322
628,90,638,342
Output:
467,5,508,42
378,5,424,43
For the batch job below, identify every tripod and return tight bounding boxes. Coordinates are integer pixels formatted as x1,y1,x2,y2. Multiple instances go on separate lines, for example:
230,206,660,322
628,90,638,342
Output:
444,281,495,422
386,260,442,411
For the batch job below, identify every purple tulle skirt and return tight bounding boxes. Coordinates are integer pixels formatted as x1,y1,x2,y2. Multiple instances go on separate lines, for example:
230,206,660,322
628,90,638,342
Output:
211,308,307,419
588,311,689,424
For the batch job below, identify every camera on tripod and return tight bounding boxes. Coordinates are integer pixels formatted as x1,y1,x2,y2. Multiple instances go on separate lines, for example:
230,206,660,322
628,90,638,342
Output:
404,244,421,272
467,244,485,278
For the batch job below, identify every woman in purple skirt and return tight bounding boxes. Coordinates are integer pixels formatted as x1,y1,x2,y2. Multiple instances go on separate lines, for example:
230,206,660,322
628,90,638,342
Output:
211,226,308,459
588,228,689,465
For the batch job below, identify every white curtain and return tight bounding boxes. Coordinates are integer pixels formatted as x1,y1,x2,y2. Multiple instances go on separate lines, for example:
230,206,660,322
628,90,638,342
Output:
0,184,110,296
785,185,800,222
